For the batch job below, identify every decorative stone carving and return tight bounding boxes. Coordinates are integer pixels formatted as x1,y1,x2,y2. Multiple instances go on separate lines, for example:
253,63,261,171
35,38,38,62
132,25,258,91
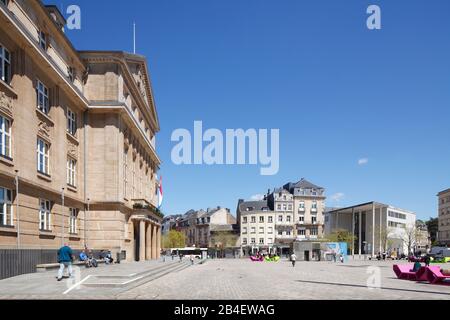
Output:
0,92,13,118
37,121,51,140
67,141,78,159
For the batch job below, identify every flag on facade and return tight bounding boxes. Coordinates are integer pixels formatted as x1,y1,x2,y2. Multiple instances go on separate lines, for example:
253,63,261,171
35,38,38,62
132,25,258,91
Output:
157,175,163,209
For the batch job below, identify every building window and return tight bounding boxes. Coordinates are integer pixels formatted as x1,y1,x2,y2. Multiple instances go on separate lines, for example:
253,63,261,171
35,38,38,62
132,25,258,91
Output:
286,230,291,236
68,66,74,82
277,204,281,211
69,208,78,234
268,216,273,223
39,199,51,231
259,238,264,244
242,227,247,234
242,238,247,245
251,216,256,223
36,80,49,114
312,201,318,210
278,230,283,236
251,238,255,244
299,202,305,211
37,139,50,175
312,216,317,224
250,227,256,234
268,238,273,244
268,227,273,234
38,31,47,50
278,215,283,222
0,115,11,158
299,215,305,223
242,216,247,223
0,45,11,84
259,227,264,234
283,204,287,211
0,187,13,226
67,109,77,136
0,0,9,6
123,147,128,198
259,216,264,223
287,216,291,223
298,229,306,236
67,158,76,187
310,227,318,236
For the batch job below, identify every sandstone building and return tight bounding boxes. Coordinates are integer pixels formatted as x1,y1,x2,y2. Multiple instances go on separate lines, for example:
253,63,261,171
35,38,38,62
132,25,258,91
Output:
0,0,162,264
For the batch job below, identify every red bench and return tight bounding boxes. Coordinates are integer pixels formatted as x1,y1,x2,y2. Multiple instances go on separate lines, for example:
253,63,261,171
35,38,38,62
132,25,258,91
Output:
415,266,440,281
393,264,415,280
426,268,450,285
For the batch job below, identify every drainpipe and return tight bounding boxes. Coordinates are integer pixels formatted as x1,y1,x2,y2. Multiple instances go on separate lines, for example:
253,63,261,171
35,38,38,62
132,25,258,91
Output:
83,110,88,249
61,187,65,246
14,170,20,249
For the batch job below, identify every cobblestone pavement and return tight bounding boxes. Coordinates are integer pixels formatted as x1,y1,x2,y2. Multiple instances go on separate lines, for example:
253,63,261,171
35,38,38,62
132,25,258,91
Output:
119,259,450,300
0,259,449,299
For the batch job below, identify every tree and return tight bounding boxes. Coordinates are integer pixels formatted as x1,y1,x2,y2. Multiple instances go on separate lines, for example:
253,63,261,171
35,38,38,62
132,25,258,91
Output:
425,218,438,244
403,224,420,255
377,226,395,252
326,229,357,252
162,230,186,249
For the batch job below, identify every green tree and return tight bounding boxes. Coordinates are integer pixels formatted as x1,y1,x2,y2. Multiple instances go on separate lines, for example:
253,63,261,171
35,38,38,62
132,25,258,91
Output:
326,229,357,252
162,230,186,249
425,217,438,243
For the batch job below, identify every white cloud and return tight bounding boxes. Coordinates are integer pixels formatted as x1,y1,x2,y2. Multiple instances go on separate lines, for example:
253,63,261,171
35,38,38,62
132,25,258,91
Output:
358,158,369,165
250,194,265,201
331,192,345,202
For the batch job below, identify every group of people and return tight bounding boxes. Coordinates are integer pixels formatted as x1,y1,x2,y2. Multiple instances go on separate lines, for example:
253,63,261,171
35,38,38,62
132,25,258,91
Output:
56,244,115,281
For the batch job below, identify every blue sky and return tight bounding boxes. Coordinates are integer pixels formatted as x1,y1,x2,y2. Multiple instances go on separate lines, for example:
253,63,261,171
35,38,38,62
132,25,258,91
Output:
48,0,450,220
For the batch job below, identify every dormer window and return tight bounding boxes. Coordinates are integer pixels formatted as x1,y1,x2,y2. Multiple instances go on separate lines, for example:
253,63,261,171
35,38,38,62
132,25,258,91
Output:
38,31,47,50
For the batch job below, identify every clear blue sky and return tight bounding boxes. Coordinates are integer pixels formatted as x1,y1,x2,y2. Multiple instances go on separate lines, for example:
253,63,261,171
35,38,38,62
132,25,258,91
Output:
48,0,450,220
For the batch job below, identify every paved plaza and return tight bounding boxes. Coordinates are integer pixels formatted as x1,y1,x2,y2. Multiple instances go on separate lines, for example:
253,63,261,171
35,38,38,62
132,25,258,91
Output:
0,259,449,300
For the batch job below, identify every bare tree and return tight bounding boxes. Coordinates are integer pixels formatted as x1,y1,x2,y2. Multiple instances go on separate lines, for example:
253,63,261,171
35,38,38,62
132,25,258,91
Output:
377,226,395,252
403,224,419,255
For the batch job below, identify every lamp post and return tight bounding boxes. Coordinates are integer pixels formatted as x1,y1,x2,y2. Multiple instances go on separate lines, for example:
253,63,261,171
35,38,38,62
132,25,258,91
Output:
61,187,65,246
86,198,90,249
14,170,20,249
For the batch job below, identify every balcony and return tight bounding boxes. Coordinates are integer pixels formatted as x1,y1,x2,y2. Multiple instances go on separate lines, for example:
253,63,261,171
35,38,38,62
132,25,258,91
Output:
311,208,318,213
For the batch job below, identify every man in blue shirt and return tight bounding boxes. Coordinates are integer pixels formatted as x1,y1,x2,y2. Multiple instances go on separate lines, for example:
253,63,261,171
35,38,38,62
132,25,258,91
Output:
57,243,74,281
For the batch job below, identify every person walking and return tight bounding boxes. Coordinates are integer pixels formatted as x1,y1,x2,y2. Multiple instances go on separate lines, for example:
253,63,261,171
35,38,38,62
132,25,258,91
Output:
57,243,74,281
290,252,297,267
190,255,194,265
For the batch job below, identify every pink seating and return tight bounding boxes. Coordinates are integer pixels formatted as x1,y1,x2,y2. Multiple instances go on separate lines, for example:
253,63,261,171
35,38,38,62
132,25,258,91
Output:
250,256,263,262
415,266,440,281
393,264,415,280
426,268,450,285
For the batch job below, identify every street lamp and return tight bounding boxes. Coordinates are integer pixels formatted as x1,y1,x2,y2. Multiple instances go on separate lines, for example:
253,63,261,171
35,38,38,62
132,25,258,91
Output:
86,197,90,249
61,187,65,246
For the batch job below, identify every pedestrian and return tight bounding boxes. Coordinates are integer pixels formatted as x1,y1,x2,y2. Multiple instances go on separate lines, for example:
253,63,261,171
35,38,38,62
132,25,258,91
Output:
290,252,297,267
57,243,74,281
190,255,194,265
424,255,431,267
339,254,344,263
179,254,183,263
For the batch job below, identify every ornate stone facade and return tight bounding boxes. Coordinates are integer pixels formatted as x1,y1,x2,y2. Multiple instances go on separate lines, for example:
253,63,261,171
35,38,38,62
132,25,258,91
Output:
0,0,162,262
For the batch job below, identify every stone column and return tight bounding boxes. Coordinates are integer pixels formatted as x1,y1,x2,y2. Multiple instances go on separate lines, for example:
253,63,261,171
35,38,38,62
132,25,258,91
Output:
139,220,146,262
151,224,157,259
156,226,161,259
146,222,152,260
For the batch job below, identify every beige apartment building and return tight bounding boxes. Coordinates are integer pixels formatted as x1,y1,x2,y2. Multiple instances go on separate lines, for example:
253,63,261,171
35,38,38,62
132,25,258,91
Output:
238,178,326,255
438,188,450,245
0,0,162,264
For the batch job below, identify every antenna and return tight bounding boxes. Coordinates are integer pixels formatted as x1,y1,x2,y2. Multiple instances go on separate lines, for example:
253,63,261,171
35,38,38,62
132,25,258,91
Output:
133,22,136,54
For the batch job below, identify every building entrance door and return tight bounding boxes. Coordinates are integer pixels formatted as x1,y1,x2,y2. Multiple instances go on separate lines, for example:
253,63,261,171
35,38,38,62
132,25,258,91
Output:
304,250,310,261
134,223,140,262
